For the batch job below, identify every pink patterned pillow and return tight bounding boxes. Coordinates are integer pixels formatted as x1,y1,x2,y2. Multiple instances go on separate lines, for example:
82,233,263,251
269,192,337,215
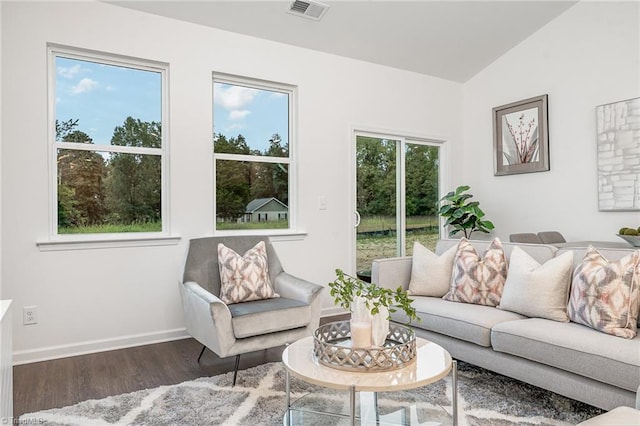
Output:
443,238,508,307
567,246,640,339
217,241,279,304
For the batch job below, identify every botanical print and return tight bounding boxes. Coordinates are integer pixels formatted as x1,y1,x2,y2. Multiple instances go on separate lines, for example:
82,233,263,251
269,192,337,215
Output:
501,107,539,166
493,94,548,176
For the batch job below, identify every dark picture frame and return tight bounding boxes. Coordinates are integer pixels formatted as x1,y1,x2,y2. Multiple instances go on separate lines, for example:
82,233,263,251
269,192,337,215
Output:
493,94,549,176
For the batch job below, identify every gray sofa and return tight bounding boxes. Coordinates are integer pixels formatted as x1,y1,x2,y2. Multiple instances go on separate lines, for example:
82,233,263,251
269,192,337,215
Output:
372,239,640,411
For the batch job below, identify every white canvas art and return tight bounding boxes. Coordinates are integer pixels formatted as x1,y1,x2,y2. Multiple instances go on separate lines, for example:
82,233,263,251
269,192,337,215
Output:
596,97,640,211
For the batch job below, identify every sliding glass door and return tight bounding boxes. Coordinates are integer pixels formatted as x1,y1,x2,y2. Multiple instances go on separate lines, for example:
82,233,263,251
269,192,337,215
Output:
354,133,441,274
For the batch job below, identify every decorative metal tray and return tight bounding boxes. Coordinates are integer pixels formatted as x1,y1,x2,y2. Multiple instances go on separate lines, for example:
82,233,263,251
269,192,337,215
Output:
313,320,416,372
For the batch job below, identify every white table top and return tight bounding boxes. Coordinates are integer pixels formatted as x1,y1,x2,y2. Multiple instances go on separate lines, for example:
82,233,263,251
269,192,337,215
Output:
282,336,452,392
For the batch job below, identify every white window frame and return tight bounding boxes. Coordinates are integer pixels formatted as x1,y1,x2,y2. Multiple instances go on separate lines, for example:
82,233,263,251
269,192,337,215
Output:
213,73,300,237
350,127,449,271
38,45,176,251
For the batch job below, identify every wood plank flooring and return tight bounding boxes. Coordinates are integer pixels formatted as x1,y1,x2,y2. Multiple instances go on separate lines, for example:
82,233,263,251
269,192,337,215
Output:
13,315,347,418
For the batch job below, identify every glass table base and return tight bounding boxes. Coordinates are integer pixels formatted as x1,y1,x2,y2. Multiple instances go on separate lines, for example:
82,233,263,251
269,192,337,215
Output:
285,391,452,425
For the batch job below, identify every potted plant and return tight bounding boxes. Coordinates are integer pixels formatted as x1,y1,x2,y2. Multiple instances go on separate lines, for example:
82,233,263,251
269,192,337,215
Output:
437,185,495,239
329,269,418,347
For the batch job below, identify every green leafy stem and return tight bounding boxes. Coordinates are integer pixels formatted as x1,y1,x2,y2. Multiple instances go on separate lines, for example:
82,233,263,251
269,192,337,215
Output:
328,269,418,323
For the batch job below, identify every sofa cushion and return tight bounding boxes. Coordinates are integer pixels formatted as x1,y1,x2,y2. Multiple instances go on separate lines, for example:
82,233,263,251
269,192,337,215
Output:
499,247,573,322
218,241,280,304
228,297,309,338
567,246,640,339
392,296,526,347
443,238,508,307
408,243,456,297
491,318,640,392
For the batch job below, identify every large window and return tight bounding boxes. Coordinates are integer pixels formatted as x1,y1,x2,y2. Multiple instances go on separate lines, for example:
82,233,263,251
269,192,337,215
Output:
355,133,442,272
50,47,167,236
213,74,294,231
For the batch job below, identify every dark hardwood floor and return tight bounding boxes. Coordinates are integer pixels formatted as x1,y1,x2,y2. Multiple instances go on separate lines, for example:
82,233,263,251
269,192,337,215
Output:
13,315,348,418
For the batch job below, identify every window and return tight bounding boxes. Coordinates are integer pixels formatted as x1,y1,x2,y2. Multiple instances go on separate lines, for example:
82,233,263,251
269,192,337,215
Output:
213,74,294,231
49,47,167,237
355,133,442,271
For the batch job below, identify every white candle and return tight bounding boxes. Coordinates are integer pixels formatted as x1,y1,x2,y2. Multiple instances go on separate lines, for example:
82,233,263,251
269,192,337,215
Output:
350,319,372,348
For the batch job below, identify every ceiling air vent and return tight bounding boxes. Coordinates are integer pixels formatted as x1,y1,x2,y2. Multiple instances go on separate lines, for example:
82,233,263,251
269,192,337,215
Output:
287,0,329,21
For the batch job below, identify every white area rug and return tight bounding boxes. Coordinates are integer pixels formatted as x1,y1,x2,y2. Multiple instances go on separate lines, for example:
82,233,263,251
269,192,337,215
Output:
20,361,603,425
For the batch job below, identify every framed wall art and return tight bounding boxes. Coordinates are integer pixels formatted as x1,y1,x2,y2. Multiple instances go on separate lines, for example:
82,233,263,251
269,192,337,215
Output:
493,94,549,176
596,97,640,211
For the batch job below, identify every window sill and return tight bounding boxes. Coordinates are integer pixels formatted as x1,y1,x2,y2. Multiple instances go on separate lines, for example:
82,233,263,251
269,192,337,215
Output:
212,229,307,242
36,235,181,251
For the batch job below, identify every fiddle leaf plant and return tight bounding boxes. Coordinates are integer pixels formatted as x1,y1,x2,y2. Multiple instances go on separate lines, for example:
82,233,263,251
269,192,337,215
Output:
437,185,495,239
329,269,418,323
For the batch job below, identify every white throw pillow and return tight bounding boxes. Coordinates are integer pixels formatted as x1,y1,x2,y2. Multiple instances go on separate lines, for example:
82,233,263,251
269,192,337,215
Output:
498,246,574,322
407,242,456,297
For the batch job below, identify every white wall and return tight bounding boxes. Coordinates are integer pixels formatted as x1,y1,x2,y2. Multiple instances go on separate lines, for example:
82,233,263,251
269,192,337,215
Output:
460,1,640,242
1,2,462,362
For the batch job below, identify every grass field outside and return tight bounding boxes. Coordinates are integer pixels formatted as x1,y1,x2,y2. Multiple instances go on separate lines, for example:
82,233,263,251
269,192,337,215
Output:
356,215,440,272
59,221,162,234
216,220,289,231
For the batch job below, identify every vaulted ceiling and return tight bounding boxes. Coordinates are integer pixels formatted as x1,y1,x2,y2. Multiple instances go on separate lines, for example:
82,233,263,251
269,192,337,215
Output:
109,1,577,82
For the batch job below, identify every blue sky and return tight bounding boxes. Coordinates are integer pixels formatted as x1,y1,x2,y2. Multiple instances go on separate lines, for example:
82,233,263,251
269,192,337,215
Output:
56,56,288,153
213,82,289,153
55,57,161,145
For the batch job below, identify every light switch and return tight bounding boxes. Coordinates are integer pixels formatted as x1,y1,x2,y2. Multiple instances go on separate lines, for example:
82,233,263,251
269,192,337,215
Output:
318,196,327,210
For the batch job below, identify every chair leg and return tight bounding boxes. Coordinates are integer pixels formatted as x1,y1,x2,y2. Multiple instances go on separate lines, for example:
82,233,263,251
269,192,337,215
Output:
232,354,241,386
197,345,206,363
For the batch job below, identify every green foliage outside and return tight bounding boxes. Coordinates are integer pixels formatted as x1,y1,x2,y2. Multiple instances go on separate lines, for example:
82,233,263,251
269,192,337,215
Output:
355,136,441,271
56,117,161,234
214,133,289,223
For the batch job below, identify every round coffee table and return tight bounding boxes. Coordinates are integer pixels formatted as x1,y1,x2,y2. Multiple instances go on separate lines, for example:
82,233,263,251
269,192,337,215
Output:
282,336,457,425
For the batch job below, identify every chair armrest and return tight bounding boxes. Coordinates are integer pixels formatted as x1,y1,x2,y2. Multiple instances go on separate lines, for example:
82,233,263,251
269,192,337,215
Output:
371,256,412,291
180,281,235,356
273,272,323,304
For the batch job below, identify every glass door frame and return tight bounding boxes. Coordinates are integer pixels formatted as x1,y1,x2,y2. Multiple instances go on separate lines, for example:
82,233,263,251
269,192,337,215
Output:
350,127,449,275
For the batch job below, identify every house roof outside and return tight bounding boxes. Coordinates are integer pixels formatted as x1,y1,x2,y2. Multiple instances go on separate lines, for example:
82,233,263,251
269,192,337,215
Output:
246,197,288,213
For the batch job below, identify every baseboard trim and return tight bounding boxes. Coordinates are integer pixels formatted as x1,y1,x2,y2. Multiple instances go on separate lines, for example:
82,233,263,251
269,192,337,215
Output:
14,309,348,365
13,328,190,365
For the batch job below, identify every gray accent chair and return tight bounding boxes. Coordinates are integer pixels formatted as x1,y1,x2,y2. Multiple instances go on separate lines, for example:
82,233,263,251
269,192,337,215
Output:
509,233,542,243
537,231,566,244
179,236,323,385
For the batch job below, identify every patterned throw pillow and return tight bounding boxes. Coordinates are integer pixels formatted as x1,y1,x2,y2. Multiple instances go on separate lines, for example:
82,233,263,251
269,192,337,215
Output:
443,238,508,307
217,241,279,304
567,246,640,339
408,242,457,297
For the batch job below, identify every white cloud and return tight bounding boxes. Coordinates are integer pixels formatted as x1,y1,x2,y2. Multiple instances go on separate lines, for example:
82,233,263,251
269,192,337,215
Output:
58,64,82,79
214,85,258,110
71,78,98,94
229,110,251,120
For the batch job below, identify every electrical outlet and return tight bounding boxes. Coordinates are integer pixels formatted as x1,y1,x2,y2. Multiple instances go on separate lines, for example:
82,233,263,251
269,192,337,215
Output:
23,306,38,325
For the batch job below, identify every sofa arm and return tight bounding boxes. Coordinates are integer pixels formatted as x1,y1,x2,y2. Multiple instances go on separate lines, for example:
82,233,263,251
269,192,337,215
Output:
273,272,323,304
371,256,412,291
179,281,235,356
